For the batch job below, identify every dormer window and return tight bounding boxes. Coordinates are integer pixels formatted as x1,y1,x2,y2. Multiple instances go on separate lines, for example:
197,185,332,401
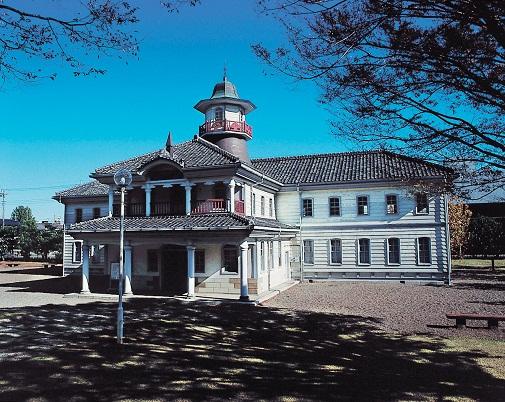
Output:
415,193,429,214
214,107,224,121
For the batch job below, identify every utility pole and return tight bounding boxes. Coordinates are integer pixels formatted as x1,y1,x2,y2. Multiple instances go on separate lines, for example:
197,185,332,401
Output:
0,190,6,229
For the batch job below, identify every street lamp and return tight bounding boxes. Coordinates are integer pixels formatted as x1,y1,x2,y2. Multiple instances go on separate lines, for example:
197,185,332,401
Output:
113,168,132,344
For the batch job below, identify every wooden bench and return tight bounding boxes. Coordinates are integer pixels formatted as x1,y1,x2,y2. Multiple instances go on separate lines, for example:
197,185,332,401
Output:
446,313,505,329
7,263,19,267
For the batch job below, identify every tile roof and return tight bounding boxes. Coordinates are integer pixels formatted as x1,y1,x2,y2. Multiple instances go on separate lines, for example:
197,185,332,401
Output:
54,181,109,199
68,214,296,233
251,150,453,185
93,136,240,175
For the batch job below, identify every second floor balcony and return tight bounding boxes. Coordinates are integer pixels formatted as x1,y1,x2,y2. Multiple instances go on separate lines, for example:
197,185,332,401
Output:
113,199,245,217
199,119,253,138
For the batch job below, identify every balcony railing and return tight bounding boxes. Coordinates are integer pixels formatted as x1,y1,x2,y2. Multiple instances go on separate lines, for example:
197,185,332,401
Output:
111,198,246,217
199,119,253,137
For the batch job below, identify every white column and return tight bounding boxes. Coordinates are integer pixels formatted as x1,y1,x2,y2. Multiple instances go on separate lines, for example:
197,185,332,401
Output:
240,241,249,301
81,243,90,293
124,245,133,295
228,179,236,213
108,186,114,216
187,245,196,297
184,184,192,215
144,185,152,217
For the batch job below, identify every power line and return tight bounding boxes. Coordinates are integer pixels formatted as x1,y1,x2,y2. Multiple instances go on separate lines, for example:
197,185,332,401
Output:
5,183,81,192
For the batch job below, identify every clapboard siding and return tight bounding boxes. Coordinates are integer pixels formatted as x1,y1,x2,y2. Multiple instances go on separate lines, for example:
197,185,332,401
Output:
65,201,108,225
63,234,107,276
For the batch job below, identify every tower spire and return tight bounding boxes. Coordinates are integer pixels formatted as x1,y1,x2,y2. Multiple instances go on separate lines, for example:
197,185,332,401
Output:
223,63,227,82
165,131,174,157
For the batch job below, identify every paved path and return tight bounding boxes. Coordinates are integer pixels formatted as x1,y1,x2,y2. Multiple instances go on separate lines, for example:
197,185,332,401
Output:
0,268,100,308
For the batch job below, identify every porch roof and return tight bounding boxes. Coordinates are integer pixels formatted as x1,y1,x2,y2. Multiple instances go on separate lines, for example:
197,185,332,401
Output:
67,213,297,233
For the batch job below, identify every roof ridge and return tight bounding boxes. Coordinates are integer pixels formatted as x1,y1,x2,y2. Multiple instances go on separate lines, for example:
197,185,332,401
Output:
251,149,385,162
194,135,240,163
94,148,162,174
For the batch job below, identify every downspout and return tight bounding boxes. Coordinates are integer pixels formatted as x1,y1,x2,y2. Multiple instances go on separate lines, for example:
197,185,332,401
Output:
297,183,304,282
60,195,65,277
444,192,452,286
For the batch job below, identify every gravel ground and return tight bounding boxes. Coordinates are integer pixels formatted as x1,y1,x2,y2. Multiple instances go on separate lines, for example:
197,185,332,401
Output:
264,270,505,339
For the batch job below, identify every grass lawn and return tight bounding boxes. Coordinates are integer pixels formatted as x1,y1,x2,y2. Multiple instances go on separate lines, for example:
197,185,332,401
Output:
453,258,505,269
0,299,503,401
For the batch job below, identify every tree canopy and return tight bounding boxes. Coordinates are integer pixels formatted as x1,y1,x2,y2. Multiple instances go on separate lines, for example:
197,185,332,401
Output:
254,0,505,196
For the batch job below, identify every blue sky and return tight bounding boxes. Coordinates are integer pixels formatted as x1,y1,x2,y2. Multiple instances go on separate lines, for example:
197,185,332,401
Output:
0,0,353,221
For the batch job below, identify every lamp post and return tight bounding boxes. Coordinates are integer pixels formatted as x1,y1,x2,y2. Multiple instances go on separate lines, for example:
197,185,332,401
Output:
113,168,132,344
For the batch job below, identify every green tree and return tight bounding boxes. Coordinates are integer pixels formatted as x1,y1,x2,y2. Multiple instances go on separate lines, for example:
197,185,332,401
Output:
38,229,63,261
0,227,18,260
11,206,38,260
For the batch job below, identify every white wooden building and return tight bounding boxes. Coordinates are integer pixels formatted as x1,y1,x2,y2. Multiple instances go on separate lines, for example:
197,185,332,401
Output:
54,75,453,299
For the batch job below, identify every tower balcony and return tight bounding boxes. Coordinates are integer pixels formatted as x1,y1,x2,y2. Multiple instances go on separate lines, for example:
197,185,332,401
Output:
199,119,253,138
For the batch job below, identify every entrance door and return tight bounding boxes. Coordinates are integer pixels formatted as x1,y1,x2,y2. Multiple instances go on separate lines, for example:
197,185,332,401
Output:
161,245,187,295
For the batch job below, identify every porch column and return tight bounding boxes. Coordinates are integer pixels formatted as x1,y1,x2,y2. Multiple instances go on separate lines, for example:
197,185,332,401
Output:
187,245,196,297
240,241,249,301
228,179,236,213
144,185,152,217
184,183,192,215
124,245,133,295
81,242,90,293
108,186,114,216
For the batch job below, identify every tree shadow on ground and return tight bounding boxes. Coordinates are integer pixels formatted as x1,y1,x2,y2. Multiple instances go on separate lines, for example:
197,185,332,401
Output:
0,275,80,294
0,265,62,276
0,300,503,401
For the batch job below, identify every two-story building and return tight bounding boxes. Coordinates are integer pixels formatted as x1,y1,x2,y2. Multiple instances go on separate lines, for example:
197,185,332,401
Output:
54,75,453,300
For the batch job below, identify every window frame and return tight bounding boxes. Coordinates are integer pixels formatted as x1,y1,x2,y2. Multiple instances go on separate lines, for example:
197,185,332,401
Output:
260,196,265,216
328,238,343,265
72,241,83,263
278,240,282,267
415,193,429,215
303,239,314,265
92,207,101,219
268,241,274,270
269,198,274,217
260,241,265,271
222,245,239,274
195,249,205,274
356,195,369,216
214,107,224,121
417,237,432,265
357,238,371,265
386,238,401,265
302,198,314,217
385,194,399,215
329,196,341,217
147,249,159,273
252,193,256,215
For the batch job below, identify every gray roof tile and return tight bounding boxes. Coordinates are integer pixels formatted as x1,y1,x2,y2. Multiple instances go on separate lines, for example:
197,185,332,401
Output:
251,150,453,185
94,137,239,175
54,181,109,199
68,213,296,232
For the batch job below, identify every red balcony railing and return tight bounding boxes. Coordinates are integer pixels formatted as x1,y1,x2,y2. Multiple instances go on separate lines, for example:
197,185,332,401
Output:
199,119,253,137
235,200,245,215
191,199,227,214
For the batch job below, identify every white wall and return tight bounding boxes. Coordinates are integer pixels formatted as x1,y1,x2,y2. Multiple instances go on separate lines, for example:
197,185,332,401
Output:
65,201,108,225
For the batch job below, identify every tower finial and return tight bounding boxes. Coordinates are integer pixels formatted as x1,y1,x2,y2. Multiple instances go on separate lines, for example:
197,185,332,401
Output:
166,131,173,157
223,63,227,82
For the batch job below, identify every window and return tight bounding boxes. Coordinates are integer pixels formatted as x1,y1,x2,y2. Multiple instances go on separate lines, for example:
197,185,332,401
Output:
386,195,398,214
329,197,341,216
303,240,314,264
416,193,429,214
278,240,282,266
223,245,238,273
215,107,223,121
302,198,313,217
268,242,274,269
252,193,256,215
93,207,101,219
358,238,371,264
269,198,274,217
147,250,158,272
387,238,400,265
357,196,369,215
75,208,83,223
72,241,83,263
329,239,342,264
261,196,265,216
91,244,104,264
417,237,431,264
195,249,205,273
